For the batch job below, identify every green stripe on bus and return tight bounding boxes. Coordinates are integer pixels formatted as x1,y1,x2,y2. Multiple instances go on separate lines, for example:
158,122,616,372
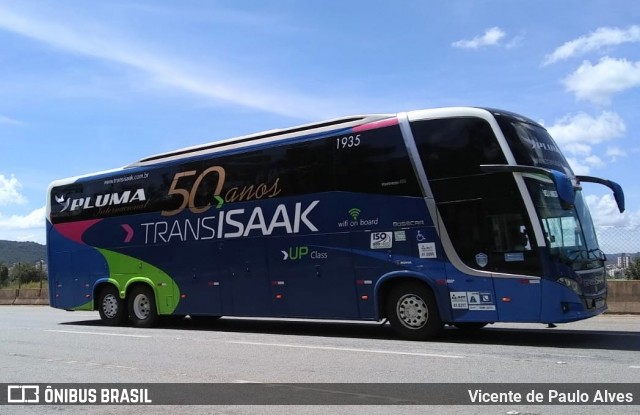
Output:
96,248,180,315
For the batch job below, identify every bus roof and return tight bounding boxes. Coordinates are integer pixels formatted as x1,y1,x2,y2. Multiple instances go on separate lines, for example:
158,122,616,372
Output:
127,113,394,168
50,106,520,188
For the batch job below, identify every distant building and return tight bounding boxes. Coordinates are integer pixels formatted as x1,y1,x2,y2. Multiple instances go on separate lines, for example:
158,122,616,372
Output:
606,264,623,278
617,255,631,269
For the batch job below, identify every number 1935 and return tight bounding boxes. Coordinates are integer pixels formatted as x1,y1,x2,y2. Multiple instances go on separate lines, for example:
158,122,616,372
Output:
336,135,361,149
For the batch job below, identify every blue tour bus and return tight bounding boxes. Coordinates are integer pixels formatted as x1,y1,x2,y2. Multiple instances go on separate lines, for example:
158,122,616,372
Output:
46,107,625,340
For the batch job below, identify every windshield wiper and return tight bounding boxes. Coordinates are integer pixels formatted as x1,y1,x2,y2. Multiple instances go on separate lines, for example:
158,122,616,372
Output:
587,248,607,261
567,249,586,261
562,249,605,265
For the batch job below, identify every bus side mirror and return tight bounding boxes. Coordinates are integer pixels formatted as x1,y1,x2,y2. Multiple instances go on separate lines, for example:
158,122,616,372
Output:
576,175,625,213
548,170,575,210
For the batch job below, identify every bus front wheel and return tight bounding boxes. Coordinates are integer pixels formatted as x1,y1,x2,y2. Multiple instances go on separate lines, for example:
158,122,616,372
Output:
386,282,442,341
128,285,158,328
97,285,127,326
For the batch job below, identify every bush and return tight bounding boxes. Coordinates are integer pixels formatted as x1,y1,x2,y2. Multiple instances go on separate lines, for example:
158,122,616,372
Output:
9,263,46,285
0,262,9,287
625,257,640,280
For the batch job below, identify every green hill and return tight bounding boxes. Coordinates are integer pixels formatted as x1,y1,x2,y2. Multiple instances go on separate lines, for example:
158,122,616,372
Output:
0,240,46,266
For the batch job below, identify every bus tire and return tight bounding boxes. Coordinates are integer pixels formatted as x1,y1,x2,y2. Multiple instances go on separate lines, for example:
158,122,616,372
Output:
128,285,158,328
386,282,442,341
97,285,127,326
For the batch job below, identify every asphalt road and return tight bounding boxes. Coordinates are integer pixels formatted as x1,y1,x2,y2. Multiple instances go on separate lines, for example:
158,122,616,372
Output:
0,306,638,414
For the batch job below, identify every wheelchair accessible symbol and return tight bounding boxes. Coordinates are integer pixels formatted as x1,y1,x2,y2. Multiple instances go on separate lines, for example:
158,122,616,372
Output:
416,231,426,242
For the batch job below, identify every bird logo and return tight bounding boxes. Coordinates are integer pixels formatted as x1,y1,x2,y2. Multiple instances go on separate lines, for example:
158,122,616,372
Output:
55,194,70,212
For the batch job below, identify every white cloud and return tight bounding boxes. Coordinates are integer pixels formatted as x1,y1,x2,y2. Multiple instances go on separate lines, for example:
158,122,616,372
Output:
547,111,625,154
505,35,524,50
606,146,626,161
0,5,348,119
452,27,506,49
0,174,27,205
566,157,590,175
0,206,45,229
0,115,24,126
544,25,640,65
563,57,640,105
0,206,46,244
585,194,640,253
584,155,604,168
586,194,640,229
547,112,625,176
0,174,42,242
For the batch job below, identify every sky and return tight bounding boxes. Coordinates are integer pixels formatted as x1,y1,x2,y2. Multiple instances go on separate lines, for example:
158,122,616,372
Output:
0,1,639,253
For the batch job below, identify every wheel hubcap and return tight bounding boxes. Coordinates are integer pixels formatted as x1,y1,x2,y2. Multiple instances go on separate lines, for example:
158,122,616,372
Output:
133,294,150,320
397,294,428,329
102,294,119,319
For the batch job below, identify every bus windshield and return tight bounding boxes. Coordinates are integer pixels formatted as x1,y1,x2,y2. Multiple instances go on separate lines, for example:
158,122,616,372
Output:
494,112,575,179
525,177,604,268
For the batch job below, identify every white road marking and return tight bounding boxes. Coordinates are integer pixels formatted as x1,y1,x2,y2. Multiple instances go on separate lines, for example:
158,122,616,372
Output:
630,366,640,369
9,352,137,370
226,341,463,359
46,329,151,338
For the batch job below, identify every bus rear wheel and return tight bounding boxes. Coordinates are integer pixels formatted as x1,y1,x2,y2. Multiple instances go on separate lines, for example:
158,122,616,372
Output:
128,285,158,328
98,285,127,326
386,282,442,341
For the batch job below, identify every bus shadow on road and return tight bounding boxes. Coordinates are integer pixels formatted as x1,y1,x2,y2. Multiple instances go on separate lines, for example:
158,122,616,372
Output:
61,317,640,351
440,326,640,351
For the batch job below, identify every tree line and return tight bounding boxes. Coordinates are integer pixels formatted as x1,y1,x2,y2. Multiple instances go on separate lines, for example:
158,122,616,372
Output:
0,261,47,287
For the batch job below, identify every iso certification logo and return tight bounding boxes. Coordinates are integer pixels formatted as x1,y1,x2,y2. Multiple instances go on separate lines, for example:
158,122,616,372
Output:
7,385,40,403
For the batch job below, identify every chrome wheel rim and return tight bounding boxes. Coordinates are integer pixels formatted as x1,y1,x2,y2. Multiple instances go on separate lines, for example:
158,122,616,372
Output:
133,294,151,320
102,294,119,319
397,294,428,329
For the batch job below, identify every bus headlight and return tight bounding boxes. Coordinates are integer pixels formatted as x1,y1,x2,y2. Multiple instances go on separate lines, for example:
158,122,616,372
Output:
557,277,583,296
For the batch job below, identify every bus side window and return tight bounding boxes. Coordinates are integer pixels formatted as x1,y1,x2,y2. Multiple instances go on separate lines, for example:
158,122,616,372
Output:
490,215,532,252
511,226,531,251
434,175,541,275
333,125,421,197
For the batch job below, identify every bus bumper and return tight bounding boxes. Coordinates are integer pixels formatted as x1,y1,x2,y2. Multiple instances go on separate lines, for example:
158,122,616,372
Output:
541,279,607,323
